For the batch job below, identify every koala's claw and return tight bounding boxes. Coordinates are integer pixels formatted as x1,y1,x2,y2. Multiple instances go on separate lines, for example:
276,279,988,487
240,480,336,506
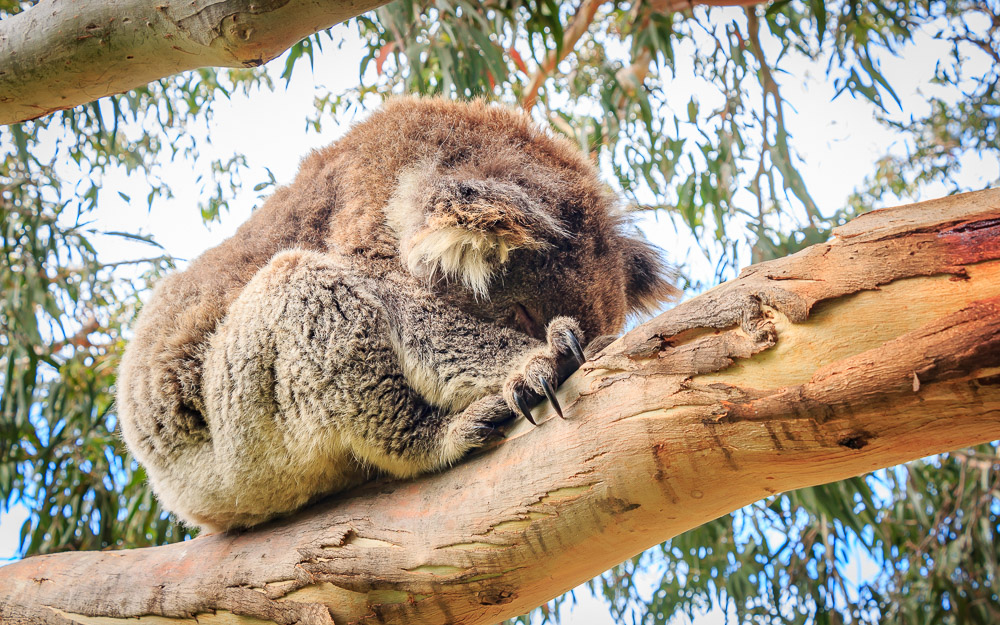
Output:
567,331,586,367
538,375,563,419
512,390,537,425
503,317,585,426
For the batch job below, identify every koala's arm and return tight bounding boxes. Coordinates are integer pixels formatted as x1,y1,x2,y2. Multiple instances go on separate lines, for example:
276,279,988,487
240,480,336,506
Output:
380,276,588,424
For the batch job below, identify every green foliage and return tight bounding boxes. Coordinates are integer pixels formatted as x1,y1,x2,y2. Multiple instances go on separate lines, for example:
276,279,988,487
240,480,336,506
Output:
0,50,274,552
582,450,999,624
849,0,1000,210
1,118,184,552
1,0,998,623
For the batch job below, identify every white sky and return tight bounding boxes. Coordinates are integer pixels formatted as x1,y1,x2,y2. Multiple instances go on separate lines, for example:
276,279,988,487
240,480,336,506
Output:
1,12,997,625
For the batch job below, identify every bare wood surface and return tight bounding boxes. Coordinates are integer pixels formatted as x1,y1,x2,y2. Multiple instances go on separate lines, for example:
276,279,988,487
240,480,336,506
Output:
0,0,390,125
1,189,999,624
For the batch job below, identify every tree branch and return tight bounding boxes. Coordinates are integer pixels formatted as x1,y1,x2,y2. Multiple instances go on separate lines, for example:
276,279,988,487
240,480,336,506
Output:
519,0,765,112
0,0,772,125
2,189,999,624
0,0,390,125
521,0,605,112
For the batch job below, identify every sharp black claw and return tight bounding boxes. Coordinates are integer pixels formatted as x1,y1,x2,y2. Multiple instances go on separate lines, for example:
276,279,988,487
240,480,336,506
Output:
513,390,537,425
567,331,586,366
538,375,563,419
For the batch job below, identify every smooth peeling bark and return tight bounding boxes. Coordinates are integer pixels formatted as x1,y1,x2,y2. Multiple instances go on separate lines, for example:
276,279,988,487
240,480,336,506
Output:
0,0,390,125
1,189,998,625
0,0,774,125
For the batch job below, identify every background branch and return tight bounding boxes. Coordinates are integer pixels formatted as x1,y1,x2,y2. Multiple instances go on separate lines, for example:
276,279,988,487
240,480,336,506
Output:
0,0,778,125
521,0,605,111
0,0,391,125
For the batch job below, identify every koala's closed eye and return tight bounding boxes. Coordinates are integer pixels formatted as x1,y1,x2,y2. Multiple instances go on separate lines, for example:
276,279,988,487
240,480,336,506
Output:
388,166,567,296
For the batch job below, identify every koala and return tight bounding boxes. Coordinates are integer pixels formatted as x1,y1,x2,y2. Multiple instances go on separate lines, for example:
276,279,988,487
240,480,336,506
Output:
116,97,677,532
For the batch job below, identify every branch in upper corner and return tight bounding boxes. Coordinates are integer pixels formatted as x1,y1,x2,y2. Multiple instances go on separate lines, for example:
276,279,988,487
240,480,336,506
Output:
0,0,391,125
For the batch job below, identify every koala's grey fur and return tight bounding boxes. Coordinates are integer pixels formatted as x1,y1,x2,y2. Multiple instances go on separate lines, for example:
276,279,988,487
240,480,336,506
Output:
116,97,677,531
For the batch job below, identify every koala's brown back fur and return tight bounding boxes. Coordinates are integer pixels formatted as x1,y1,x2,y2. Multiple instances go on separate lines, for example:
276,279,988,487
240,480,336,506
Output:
117,97,676,531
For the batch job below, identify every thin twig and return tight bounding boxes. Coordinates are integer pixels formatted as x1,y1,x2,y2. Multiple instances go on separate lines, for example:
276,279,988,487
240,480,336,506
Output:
521,0,606,111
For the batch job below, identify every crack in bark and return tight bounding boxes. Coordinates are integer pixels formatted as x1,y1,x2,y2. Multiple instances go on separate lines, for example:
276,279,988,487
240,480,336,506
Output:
163,0,291,47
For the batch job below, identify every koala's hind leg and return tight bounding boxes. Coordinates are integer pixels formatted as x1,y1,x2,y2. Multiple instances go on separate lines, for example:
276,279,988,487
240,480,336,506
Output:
196,249,518,526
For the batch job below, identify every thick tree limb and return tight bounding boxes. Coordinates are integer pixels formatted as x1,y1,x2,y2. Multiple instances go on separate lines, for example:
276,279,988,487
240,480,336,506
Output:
2,189,999,624
1,0,770,126
0,0,390,125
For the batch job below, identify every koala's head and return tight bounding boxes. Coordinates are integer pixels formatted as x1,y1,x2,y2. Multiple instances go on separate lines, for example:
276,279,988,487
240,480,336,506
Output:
381,98,678,339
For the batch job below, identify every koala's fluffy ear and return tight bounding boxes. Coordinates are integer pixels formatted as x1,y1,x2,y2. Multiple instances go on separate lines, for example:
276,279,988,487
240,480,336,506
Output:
387,164,566,296
620,233,680,317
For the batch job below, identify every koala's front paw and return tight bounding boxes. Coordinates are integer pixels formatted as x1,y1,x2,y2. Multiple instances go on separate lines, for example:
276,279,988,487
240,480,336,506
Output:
441,395,515,463
502,317,586,425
